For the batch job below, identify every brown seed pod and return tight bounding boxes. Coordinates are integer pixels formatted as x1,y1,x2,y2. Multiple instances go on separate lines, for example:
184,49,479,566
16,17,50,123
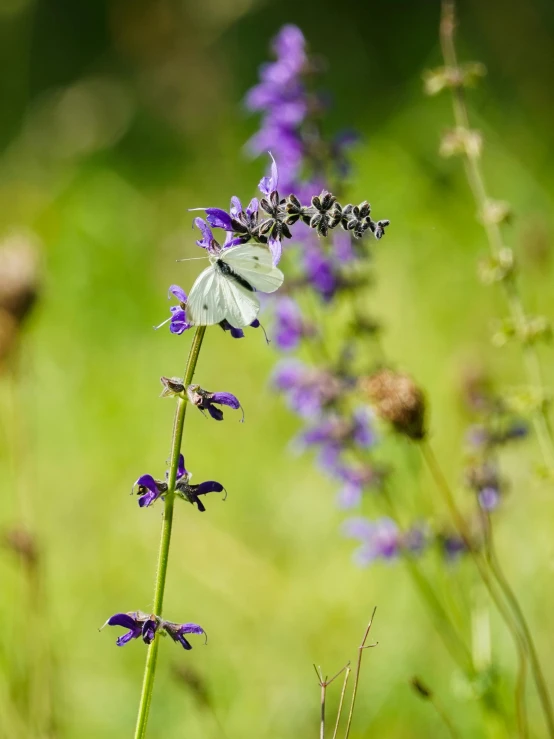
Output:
360,369,426,440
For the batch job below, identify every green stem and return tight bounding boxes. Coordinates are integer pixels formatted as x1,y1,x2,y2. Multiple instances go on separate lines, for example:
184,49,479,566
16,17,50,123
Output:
439,0,554,470
421,441,551,738
133,326,207,739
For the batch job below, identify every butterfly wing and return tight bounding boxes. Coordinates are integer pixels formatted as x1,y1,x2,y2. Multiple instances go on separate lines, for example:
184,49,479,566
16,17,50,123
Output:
221,243,284,294
186,265,227,325
219,275,260,327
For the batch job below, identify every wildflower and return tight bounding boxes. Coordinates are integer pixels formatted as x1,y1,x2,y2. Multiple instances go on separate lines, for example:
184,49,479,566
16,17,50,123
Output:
465,460,503,512
133,454,225,512
155,285,192,335
103,612,205,650
193,218,242,254
162,621,206,651
335,463,384,509
272,360,343,418
273,297,312,351
176,477,226,513
258,155,292,264
196,196,262,245
187,384,244,422
160,376,186,398
103,611,157,647
302,240,337,302
343,517,425,565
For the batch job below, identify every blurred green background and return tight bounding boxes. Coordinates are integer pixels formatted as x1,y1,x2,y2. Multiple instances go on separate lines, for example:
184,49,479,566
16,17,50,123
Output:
1,0,554,737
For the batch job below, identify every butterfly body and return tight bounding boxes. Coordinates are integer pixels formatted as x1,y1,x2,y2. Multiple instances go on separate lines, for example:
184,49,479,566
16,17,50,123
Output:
186,243,283,328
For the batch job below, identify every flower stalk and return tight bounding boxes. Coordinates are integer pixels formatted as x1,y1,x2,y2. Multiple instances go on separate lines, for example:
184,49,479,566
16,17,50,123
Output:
133,326,206,739
438,0,554,471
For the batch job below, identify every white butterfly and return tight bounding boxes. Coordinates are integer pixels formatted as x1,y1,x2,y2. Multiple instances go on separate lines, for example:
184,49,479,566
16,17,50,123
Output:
186,243,284,327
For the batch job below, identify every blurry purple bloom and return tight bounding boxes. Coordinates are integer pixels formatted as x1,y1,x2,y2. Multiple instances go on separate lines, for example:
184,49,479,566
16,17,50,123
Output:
344,517,425,565
303,242,337,302
440,532,467,560
163,621,206,651
274,297,310,351
335,463,382,509
272,360,343,418
187,384,244,422
478,486,500,511
351,407,377,447
333,230,356,263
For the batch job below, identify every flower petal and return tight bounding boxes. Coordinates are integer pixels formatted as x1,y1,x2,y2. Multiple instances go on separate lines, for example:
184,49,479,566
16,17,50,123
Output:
193,481,224,495
258,152,279,195
179,623,205,636
210,392,240,409
205,208,233,231
177,454,187,480
107,613,137,630
168,285,187,303
135,474,158,494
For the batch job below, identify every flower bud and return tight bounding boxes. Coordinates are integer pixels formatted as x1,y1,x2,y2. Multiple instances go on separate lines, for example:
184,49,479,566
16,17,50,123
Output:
160,376,186,398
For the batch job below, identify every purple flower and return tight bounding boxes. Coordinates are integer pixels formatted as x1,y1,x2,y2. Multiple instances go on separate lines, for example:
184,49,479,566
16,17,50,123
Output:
187,384,244,422
220,318,265,341
133,454,224,512
439,533,467,560
272,360,343,418
335,463,383,509
176,477,226,513
195,196,261,245
257,155,291,265
295,408,376,457
103,612,205,651
478,486,500,511
343,517,426,566
155,285,192,335
303,240,337,302
162,621,206,651
273,297,312,351
193,218,242,253
103,611,159,647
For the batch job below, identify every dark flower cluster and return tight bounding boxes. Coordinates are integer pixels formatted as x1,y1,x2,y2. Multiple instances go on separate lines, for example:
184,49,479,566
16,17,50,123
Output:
103,611,205,651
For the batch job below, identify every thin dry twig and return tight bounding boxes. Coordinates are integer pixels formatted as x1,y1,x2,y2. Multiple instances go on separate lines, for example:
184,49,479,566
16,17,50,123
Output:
344,608,378,739
314,663,351,739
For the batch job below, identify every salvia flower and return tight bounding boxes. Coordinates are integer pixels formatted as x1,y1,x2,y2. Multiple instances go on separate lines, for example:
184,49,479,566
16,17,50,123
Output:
155,285,192,335
273,297,313,351
133,454,225,512
187,384,244,422
272,360,344,418
103,611,205,650
343,516,426,566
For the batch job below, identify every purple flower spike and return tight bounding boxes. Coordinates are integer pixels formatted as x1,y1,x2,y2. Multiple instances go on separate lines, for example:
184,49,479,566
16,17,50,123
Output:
187,384,244,422
105,612,144,647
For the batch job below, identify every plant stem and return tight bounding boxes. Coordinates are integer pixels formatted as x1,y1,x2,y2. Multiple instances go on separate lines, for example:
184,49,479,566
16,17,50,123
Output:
344,609,377,739
439,0,554,470
420,441,552,738
133,326,207,739
332,667,351,739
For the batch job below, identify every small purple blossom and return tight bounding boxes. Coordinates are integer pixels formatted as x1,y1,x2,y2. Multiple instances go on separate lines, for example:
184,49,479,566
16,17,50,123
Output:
103,611,159,647
478,486,500,511
273,297,312,351
162,621,206,651
103,612,205,651
343,517,426,566
303,240,337,302
154,285,192,335
272,360,343,418
187,384,244,422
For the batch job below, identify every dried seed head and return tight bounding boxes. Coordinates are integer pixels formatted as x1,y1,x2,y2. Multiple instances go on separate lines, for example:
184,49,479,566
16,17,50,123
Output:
360,369,426,440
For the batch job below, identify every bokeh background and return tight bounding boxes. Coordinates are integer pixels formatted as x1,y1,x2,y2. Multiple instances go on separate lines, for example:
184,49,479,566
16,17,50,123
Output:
1,0,554,737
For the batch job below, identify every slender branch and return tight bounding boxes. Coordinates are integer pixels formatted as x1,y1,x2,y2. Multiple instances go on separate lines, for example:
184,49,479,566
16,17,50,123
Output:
133,326,207,739
332,666,351,739
439,0,554,469
421,440,552,737
344,608,377,739
314,663,350,739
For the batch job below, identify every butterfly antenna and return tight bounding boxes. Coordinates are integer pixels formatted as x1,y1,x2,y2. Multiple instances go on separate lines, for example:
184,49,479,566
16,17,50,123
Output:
176,257,209,262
